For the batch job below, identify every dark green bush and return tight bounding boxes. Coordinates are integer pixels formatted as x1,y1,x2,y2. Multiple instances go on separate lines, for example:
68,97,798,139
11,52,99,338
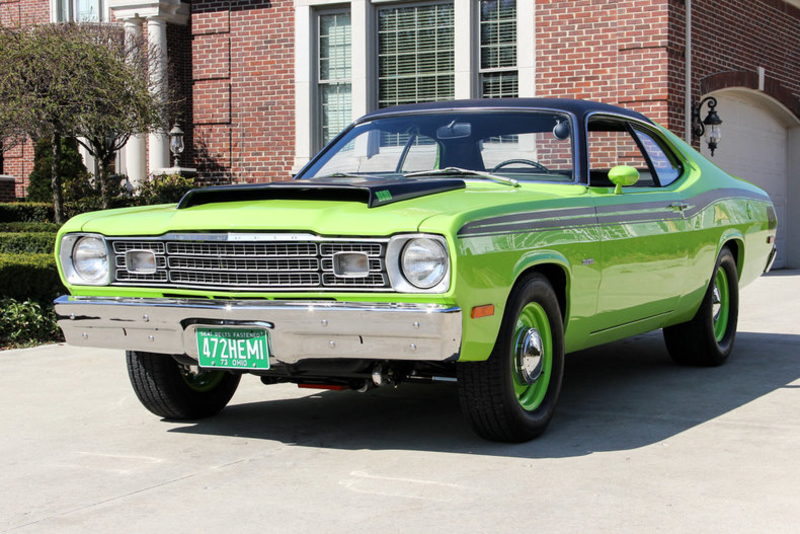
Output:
0,222,61,233
0,203,54,223
26,136,91,203
0,298,63,348
0,253,64,302
0,232,57,254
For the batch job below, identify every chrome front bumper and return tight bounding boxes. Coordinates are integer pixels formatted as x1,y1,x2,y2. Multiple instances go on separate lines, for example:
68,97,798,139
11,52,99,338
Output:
54,296,462,364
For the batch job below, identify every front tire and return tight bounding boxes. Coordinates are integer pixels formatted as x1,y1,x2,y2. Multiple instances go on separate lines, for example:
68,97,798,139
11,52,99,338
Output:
126,351,241,419
663,247,739,366
457,274,565,442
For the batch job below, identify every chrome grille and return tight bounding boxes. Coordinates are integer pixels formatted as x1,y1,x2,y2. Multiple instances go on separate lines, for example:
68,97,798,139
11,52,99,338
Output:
320,243,382,256
167,242,317,257
168,257,319,272
113,241,166,254
116,270,169,283
170,271,320,287
108,235,390,291
322,274,387,287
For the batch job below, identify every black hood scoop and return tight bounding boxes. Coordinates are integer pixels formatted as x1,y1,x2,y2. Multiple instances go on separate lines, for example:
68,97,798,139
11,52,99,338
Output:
177,178,466,209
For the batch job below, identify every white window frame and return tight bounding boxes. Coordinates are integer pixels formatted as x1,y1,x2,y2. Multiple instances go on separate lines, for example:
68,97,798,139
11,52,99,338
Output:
476,0,518,99
293,0,534,172
51,0,109,23
317,8,353,147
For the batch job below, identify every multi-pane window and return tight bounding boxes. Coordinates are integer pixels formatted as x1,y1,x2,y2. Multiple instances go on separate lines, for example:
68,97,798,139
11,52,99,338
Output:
319,12,352,146
56,0,104,22
377,3,455,109
480,0,517,98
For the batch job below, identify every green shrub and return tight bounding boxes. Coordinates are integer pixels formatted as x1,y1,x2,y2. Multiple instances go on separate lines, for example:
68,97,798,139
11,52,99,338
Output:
0,232,57,254
0,253,64,302
26,136,91,203
133,173,195,206
64,195,105,218
0,222,61,233
0,203,54,223
0,298,63,348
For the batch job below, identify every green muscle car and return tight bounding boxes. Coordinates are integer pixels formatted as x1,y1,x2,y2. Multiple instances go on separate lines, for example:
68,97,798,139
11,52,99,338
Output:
54,99,777,442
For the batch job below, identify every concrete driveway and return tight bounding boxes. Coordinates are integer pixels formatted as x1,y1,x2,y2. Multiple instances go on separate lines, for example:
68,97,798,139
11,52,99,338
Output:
2,271,799,533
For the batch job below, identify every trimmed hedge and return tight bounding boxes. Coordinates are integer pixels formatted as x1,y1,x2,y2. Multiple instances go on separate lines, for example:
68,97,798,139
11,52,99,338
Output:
0,203,54,223
0,222,61,233
0,253,64,302
0,232,57,254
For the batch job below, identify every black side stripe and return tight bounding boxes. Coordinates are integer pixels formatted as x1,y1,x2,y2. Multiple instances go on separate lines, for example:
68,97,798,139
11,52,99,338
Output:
457,188,770,237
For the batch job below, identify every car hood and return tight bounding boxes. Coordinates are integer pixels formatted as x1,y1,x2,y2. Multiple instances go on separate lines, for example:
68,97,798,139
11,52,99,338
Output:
63,181,587,238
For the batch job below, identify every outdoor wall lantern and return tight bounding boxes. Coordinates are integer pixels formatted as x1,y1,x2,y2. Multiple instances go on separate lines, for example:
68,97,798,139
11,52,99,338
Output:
691,96,723,156
169,121,185,168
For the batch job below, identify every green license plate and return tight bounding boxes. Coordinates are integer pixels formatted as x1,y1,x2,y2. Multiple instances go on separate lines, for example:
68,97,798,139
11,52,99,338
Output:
196,328,270,370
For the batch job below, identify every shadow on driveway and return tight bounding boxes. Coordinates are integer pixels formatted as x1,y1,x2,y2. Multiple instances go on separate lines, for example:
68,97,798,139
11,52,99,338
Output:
169,330,800,458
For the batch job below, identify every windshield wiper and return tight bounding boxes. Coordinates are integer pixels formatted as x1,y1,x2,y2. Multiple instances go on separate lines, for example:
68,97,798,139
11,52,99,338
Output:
404,167,519,187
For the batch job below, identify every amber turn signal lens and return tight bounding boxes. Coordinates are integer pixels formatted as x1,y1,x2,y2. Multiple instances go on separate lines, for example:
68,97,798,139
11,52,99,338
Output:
471,304,495,319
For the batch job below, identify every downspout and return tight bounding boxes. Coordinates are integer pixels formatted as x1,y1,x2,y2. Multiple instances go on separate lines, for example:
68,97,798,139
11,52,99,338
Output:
685,0,693,143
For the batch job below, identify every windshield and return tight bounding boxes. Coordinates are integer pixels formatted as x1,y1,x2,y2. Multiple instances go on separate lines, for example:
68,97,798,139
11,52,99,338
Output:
297,111,575,183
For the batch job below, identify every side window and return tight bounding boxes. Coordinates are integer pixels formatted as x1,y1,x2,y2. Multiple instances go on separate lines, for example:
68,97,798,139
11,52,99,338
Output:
633,129,683,187
588,118,655,187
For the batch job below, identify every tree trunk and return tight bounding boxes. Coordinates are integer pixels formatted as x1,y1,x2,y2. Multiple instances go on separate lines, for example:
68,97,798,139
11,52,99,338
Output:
51,132,65,224
100,157,113,209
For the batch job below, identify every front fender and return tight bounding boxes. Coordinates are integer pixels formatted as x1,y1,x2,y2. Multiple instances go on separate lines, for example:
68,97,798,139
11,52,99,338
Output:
455,246,575,362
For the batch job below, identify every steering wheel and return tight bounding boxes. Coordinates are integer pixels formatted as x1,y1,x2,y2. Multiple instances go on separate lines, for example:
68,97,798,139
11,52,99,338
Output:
491,159,551,174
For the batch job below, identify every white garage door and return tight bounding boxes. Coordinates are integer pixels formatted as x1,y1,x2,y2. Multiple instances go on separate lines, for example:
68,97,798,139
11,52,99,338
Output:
701,92,788,268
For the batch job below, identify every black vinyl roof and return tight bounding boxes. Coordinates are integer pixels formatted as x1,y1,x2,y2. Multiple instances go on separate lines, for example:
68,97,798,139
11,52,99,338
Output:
360,98,653,125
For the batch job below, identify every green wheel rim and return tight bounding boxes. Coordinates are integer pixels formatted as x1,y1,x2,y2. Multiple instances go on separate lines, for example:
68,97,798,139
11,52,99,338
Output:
712,267,730,342
182,370,226,392
512,302,553,411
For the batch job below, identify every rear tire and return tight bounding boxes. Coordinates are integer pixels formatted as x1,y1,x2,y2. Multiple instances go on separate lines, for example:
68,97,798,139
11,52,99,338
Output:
126,351,241,419
663,247,739,366
457,274,565,442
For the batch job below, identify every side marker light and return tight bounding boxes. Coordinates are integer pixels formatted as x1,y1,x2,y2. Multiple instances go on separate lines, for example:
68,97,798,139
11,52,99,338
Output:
471,304,495,319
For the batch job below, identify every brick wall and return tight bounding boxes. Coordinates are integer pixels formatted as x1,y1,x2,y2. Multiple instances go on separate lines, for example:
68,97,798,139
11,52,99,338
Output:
0,0,48,28
1,0,49,199
192,0,295,184
536,0,673,129
536,0,800,142
688,0,800,113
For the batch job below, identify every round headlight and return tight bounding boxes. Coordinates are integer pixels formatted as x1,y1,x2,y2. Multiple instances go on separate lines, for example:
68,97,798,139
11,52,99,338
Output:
73,236,108,284
401,238,448,289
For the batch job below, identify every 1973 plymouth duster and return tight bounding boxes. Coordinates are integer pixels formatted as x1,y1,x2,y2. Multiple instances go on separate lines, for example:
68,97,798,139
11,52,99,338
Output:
54,99,777,442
